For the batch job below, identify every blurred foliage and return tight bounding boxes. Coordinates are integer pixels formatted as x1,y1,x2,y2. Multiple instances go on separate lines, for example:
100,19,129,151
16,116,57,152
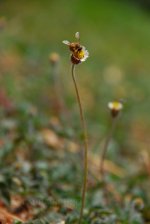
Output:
0,0,150,223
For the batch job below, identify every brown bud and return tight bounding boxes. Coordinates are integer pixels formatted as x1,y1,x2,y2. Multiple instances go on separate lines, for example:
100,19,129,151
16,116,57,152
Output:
111,109,120,118
49,53,60,65
71,54,81,65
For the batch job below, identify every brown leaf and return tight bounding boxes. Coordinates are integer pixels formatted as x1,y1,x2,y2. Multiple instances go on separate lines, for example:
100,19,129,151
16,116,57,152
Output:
0,209,23,224
41,129,63,149
89,153,126,178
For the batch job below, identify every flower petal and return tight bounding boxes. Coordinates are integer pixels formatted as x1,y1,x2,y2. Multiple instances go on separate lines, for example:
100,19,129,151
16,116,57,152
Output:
108,101,123,110
80,48,89,62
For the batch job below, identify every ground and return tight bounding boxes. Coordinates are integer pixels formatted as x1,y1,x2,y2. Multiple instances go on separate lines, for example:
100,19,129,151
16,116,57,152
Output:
0,0,150,223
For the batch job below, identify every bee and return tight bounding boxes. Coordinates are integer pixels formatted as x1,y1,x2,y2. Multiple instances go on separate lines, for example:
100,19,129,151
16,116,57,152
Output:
63,32,82,53
63,32,89,64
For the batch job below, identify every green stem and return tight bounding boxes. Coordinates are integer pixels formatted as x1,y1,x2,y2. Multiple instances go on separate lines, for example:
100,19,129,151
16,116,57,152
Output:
100,116,118,181
71,64,88,224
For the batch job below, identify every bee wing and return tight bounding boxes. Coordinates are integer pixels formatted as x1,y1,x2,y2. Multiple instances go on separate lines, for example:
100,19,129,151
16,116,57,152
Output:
62,40,70,45
75,32,80,41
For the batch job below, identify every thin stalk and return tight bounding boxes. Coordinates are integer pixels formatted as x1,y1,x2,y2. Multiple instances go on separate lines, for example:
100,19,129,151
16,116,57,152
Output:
71,64,88,224
51,62,65,116
100,116,118,181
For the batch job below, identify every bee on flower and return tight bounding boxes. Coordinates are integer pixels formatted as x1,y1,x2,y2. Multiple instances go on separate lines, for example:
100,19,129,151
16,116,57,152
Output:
108,100,123,118
62,32,89,64
63,32,89,224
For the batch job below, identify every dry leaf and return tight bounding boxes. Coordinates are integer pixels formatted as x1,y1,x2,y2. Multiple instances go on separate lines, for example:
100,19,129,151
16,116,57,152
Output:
41,129,63,149
89,153,126,178
0,209,23,224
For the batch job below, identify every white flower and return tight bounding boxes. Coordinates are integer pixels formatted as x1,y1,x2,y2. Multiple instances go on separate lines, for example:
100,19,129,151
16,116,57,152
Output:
108,101,123,117
108,101,123,111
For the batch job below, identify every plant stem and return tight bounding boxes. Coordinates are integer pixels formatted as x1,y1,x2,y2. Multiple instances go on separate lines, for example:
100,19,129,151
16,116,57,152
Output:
51,61,65,116
100,116,118,181
71,64,88,224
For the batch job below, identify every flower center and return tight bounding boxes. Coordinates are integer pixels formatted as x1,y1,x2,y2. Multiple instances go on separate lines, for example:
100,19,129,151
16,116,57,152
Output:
112,102,122,110
74,49,85,60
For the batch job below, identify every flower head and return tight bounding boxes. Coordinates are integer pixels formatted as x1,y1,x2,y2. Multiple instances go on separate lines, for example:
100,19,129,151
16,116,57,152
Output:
63,32,89,64
49,52,60,65
108,101,123,117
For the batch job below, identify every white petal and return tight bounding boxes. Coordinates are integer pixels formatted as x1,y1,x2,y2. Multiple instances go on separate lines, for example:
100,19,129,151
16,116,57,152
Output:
118,104,123,110
108,102,114,109
80,48,89,62
75,32,80,40
108,102,123,110
85,50,89,57
62,40,70,45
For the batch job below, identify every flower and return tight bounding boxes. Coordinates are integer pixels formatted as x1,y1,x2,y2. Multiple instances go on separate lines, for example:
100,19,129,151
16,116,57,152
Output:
49,52,60,65
108,101,123,117
62,32,89,64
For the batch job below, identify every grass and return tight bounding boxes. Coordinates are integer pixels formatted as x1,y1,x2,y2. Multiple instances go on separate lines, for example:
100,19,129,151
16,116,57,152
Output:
0,0,150,223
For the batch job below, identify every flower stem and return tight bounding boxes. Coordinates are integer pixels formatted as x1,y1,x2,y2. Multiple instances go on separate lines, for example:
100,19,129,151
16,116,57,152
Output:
71,64,88,224
100,116,118,181
51,61,65,115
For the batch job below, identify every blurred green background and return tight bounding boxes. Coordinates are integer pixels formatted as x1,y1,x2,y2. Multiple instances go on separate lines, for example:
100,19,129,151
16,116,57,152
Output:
1,0,150,156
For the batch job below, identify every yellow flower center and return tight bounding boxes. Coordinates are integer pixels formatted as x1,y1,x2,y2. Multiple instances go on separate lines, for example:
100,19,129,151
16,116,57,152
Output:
112,101,122,110
74,49,85,60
